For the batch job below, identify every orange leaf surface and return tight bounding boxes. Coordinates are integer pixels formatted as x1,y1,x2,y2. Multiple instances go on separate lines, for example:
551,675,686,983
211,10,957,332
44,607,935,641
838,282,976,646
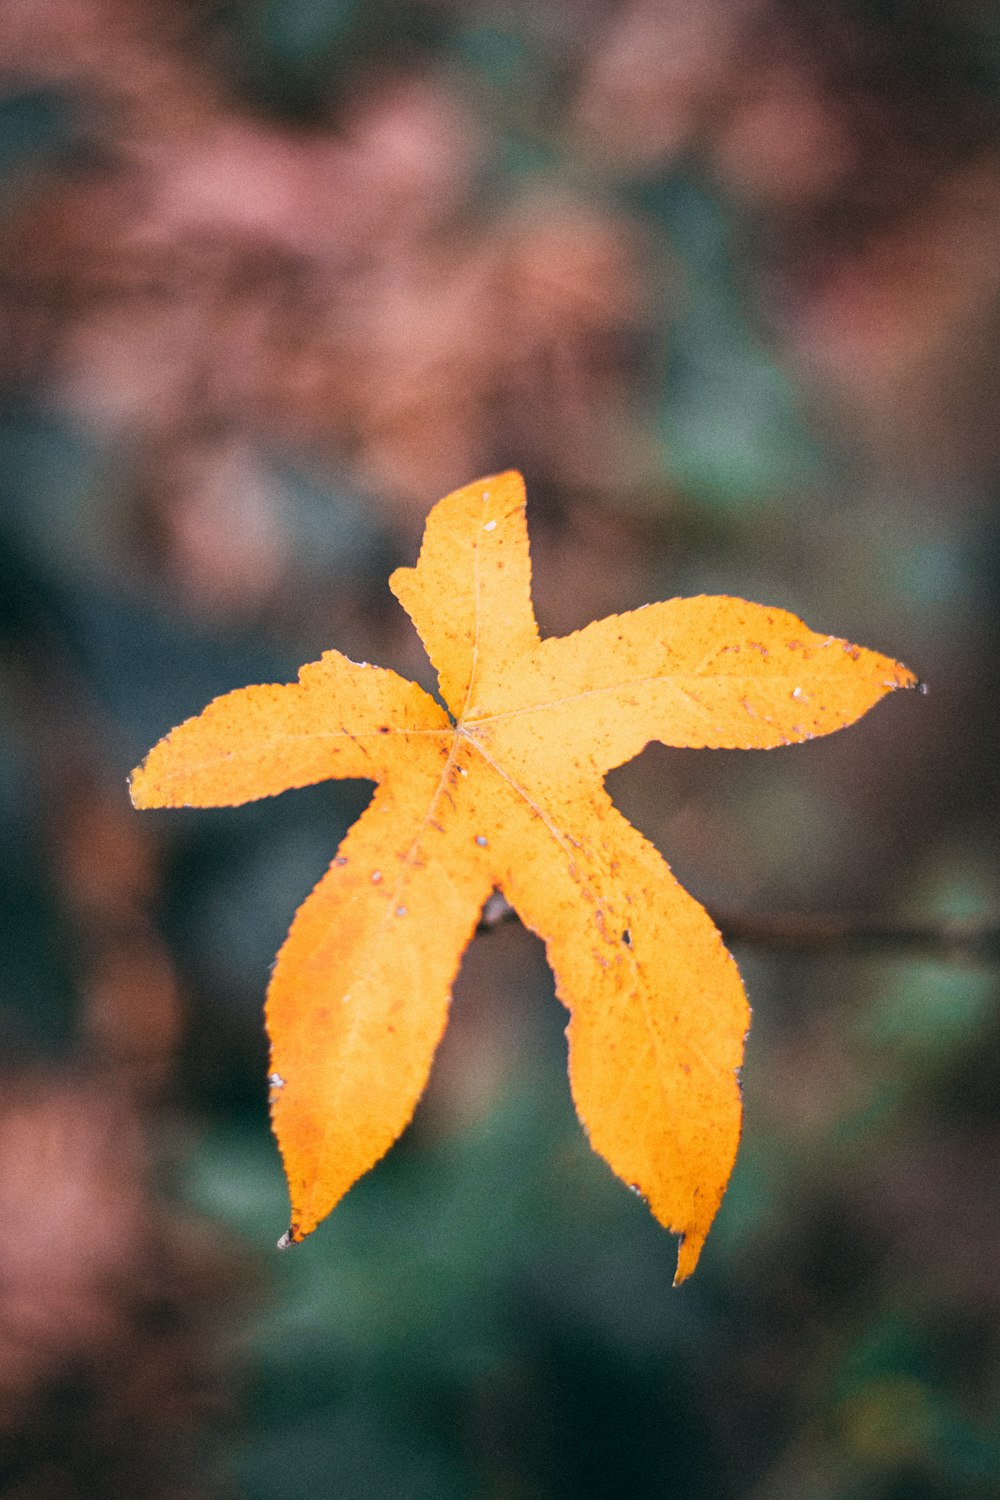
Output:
130,471,916,1280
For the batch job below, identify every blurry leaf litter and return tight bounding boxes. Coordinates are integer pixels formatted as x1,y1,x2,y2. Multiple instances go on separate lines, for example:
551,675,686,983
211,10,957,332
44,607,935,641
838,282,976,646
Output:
131,472,914,1281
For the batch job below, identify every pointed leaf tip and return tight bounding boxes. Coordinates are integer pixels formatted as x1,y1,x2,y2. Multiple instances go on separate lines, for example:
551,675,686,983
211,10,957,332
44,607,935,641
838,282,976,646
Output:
673,1228,708,1285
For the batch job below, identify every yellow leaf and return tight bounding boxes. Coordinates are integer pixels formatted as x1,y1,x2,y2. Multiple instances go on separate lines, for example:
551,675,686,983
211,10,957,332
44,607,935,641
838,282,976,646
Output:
131,471,916,1280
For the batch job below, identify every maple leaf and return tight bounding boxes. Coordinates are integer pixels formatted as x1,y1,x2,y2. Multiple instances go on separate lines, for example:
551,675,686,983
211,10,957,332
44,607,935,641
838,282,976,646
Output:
130,471,915,1281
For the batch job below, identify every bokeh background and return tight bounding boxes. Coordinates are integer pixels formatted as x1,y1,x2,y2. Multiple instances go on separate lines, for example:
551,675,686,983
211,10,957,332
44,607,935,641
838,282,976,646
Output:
1,2,999,1496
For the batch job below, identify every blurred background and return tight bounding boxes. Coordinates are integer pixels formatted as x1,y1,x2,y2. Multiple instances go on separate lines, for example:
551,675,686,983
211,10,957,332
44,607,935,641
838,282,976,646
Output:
1,1,998,1496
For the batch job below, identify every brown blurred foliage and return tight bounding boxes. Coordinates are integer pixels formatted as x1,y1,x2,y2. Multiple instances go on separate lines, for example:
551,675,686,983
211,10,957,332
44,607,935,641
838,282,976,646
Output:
0,1067,239,1500
575,0,1000,478
0,0,658,619
0,597,241,1496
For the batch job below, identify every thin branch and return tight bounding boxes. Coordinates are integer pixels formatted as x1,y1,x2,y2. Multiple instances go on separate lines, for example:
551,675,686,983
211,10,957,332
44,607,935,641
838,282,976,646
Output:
713,912,1000,961
476,893,1000,962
